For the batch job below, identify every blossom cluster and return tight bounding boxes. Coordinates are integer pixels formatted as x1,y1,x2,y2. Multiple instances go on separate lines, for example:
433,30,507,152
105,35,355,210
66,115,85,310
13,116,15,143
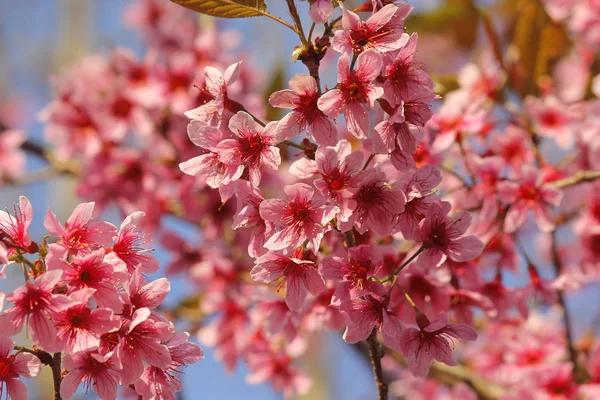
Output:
0,197,202,399
6,0,600,398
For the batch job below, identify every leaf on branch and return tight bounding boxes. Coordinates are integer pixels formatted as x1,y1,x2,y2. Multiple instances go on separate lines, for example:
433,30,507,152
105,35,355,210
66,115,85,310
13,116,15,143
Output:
170,0,267,18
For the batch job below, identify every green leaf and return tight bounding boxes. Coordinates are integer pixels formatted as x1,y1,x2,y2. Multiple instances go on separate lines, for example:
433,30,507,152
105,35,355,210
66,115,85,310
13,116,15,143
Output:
170,0,267,18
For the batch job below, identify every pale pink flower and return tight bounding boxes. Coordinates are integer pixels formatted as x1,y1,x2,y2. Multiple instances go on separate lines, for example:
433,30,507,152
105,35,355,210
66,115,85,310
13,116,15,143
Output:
321,245,383,307
492,124,535,171
305,0,333,24
467,155,505,221
112,211,159,273
0,337,40,400
270,74,337,145
525,95,578,149
342,169,406,236
134,332,204,400
54,289,120,354
44,202,117,254
259,183,337,251
60,351,121,400
342,290,404,352
417,201,484,269
184,62,241,127
0,130,26,181
231,180,268,258
332,4,412,55
400,313,477,377
0,196,34,251
318,50,384,139
497,166,564,233
0,270,74,352
45,245,127,312
216,111,283,187
251,250,325,312
246,350,312,399
179,120,244,188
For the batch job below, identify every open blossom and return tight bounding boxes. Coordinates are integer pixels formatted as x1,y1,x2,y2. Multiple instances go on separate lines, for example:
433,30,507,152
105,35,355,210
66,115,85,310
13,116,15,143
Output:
321,245,383,306
232,180,267,258
216,111,285,187
123,267,170,317
259,183,337,251
417,201,484,269
179,119,244,188
134,332,204,400
342,168,406,236
0,196,34,250
111,211,159,273
0,337,41,400
525,95,577,149
53,288,120,354
0,129,26,181
0,270,73,352
318,50,384,139
44,202,116,254
184,62,241,127
304,0,333,24
400,313,477,377
269,74,337,145
251,250,325,311
497,166,564,233
60,351,121,400
246,350,312,399
332,4,411,55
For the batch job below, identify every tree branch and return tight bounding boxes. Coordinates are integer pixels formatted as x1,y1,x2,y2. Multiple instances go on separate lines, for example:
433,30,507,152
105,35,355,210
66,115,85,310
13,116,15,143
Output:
366,329,388,400
548,170,600,189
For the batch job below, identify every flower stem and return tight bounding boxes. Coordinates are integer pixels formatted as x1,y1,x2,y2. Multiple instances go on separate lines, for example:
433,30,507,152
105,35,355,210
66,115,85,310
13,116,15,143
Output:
52,352,63,400
366,329,388,400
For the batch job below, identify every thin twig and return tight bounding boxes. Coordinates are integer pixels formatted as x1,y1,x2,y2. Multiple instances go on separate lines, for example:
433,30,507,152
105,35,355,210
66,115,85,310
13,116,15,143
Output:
366,329,388,400
548,170,600,190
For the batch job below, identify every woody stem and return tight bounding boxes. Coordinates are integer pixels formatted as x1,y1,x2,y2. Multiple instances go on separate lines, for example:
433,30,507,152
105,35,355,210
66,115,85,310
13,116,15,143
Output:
52,352,63,400
366,329,388,400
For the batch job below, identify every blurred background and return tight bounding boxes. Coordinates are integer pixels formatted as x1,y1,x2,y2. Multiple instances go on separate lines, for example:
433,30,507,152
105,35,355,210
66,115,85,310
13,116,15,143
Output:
0,0,590,399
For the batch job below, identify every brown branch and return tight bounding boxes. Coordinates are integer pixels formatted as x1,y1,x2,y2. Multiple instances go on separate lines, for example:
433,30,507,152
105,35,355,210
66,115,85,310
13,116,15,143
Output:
548,170,600,190
52,352,63,400
366,329,388,400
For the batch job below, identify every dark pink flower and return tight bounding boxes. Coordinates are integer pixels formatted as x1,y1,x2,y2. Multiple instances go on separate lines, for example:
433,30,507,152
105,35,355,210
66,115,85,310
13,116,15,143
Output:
399,313,477,377
332,4,411,55
417,201,484,269
0,196,34,250
123,267,170,317
44,202,116,254
216,111,283,186
270,74,337,145
497,166,564,233
251,250,325,311
321,245,383,306
60,351,121,400
341,169,406,236
53,289,120,354
259,183,337,251
45,245,127,312
318,50,384,139
134,332,204,400
111,211,159,274
0,270,73,352
0,337,41,400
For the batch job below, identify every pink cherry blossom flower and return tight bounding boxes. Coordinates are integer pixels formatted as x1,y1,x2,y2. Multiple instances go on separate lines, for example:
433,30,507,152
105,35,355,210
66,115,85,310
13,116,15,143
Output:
321,245,383,306
44,202,116,254
342,290,404,352
232,180,267,258
342,169,406,236
184,62,241,127
305,0,333,24
312,140,363,222
525,95,577,149
45,245,127,312
216,111,284,187
259,183,337,251
318,50,384,139
251,250,325,312
382,33,435,104
497,166,564,233
134,332,203,400
60,351,121,400
332,4,412,55
117,307,173,385
53,289,120,354
0,129,26,181
0,337,41,400
123,267,170,317
246,349,312,399
0,270,73,352
417,201,484,269
111,211,159,273
0,196,34,251
269,74,337,145
179,120,244,188
492,124,535,171
467,155,505,221
400,313,477,377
